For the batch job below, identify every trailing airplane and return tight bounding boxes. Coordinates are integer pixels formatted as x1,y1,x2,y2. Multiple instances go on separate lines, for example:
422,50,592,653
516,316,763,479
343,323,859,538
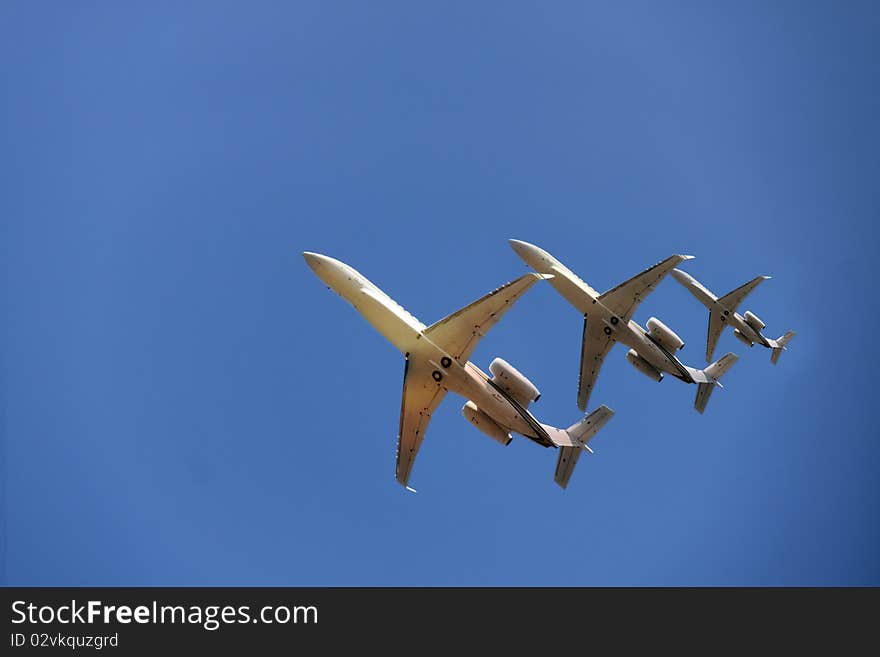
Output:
670,268,795,364
303,252,614,490
509,239,737,414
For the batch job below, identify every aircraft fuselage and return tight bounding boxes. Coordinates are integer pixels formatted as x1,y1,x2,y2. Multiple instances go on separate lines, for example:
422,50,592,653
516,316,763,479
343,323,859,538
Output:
303,252,547,443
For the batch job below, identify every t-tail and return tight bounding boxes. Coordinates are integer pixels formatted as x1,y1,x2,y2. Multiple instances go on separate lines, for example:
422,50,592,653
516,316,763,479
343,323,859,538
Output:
768,330,795,365
540,405,615,489
693,352,738,414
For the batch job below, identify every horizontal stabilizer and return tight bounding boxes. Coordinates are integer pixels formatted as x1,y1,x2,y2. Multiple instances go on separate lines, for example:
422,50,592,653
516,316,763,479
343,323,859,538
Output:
769,330,795,365
554,447,582,490
694,353,738,414
705,352,738,380
694,382,716,415
566,404,615,447
549,405,615,489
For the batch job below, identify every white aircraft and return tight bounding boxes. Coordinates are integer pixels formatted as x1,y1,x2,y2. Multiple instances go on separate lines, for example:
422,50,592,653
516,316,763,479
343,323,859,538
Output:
509,239,738,414
303,252,614,490
670,268,795,364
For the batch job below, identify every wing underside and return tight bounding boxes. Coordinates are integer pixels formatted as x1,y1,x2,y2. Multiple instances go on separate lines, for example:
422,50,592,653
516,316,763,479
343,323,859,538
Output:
424,273,547,364
577,315,616,411
598,254,691,322
706,309,726,363
396,358,447,487
718,276,768,314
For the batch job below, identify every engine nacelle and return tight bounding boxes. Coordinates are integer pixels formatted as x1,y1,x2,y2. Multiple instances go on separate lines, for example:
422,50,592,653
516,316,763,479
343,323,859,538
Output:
733,329,754,347
646,317,685,352
462,401,512,446
626,349,663,382
744,311,765,331
488,357,541,405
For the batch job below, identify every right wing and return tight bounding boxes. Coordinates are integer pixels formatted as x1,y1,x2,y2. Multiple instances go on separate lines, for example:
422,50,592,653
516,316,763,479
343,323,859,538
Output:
577,315,616,411
706,309,726,362
424,273,548,365
718,276,769,314
396,358,447,488
598,254,693,322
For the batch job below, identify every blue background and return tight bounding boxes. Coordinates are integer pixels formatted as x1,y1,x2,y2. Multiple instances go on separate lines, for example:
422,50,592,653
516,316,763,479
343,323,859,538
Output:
3,2,878,585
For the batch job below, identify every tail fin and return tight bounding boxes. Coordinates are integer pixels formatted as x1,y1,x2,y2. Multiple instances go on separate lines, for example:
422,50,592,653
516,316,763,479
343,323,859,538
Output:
543,405,615,489
694,352,738,414
768,330,795,365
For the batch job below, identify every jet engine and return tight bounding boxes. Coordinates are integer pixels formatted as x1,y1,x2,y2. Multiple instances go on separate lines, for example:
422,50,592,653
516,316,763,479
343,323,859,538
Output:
733,329,754,347
645,317,685,352
744,311,765,331
626,349,663,382
462,401,512,446
488,357,541,405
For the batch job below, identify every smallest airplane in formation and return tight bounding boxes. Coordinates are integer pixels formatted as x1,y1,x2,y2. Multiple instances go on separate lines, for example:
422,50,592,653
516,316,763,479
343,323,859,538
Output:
303,252,614,490
670,269,795,364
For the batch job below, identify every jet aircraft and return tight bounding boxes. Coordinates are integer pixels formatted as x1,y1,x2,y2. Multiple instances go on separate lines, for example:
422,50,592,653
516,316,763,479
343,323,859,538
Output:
508,240,737,414
303,252,614,489
670,268,795,364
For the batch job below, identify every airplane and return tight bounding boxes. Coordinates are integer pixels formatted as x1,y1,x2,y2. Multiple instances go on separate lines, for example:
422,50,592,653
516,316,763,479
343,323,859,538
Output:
508,239,738,414
303,252,615,490
670,268,795,364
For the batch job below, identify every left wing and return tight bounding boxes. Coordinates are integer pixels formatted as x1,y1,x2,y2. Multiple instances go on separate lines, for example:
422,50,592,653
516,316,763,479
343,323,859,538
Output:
718,276,769,314
396,357,447,488
577,316,616,411
424,273,549,364
706,309,727,362
598,255,693,322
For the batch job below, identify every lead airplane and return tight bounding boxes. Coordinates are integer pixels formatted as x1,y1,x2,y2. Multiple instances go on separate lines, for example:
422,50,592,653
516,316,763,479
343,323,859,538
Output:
303,252,614,490
670,268,795,364
509,239,738,414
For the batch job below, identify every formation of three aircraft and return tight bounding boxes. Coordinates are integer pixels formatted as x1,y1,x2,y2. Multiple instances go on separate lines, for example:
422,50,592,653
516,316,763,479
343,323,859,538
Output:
304,240,795,490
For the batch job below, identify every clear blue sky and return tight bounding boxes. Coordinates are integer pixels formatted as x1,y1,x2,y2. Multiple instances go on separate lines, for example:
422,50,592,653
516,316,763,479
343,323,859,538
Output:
3,2,878,585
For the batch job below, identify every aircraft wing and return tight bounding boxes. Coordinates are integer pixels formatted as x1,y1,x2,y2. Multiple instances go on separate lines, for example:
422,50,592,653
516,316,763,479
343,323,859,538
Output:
424,273,548,365
577,316,616,411
598,254,693,322
396,358,447,488
706,310,726,362
718,276,769,313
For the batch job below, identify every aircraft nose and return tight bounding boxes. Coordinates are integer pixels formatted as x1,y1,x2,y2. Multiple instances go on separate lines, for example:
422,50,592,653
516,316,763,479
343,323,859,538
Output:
508,239,541,260
508,239,530,254
670,268,693,285
303,251,331,272
508,239,547,269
